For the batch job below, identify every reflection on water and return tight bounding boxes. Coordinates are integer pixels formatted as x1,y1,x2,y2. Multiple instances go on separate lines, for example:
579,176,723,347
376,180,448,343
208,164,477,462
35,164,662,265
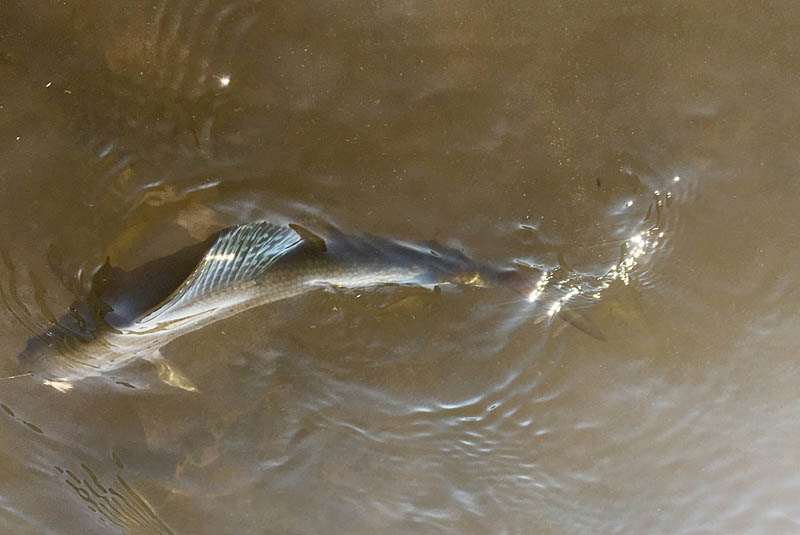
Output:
57,461,174,535
1,402,43,435
2,0,800,534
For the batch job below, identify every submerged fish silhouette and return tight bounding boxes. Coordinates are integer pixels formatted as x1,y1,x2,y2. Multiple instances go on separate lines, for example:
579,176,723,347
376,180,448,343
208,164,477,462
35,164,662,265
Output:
19,221,602,392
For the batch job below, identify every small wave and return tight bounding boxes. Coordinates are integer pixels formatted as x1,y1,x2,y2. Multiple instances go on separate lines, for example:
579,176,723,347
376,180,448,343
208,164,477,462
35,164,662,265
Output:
56,460,174,535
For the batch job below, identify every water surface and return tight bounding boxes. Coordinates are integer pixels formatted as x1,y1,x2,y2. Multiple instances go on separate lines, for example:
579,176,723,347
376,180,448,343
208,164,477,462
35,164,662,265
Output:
1,1,799,534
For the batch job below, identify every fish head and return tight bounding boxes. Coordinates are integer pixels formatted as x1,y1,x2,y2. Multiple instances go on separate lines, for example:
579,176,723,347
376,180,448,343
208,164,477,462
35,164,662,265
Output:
429,246,527,291
474,267,542,295
415,242,493,287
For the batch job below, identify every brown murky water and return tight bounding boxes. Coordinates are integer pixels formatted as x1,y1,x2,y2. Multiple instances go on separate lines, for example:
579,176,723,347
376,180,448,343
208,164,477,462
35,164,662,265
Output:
2,1,799,534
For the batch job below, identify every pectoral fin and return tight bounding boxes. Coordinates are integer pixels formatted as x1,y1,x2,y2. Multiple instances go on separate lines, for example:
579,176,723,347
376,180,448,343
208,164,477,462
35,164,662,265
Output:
557,307,606,341
148,353,198,392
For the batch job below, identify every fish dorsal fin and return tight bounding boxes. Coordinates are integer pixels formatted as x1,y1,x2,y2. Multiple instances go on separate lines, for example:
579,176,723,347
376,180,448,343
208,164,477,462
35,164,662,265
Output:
137,222,303,325
288,224,327,252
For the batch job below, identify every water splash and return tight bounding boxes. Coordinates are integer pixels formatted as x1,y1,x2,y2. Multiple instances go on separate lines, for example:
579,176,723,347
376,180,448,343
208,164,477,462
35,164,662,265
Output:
526,270,552,303
519,185,677,324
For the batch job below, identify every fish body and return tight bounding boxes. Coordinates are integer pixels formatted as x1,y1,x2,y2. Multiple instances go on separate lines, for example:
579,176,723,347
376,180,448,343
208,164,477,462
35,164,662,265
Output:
19,221,533,390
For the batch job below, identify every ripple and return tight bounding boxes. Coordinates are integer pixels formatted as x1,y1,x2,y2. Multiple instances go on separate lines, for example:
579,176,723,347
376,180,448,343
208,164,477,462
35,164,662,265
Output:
0,401,46,436
55,459,174,535
0,246,69,345
103,0,266,98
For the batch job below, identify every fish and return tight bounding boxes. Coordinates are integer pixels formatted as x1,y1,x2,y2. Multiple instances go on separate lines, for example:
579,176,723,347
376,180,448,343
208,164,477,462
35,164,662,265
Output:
18,221,602,392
